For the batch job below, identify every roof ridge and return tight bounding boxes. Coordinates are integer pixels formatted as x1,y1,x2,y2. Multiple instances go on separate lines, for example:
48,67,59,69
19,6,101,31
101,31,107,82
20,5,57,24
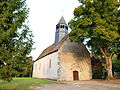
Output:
35,35,68,61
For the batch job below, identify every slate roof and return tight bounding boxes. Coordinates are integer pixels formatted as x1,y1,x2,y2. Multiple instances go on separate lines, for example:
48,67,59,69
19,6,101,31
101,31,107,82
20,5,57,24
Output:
36,35,68,61
58,16,67,24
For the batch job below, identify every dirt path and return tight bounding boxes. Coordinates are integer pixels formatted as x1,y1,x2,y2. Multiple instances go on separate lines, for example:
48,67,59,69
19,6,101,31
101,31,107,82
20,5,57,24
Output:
32,80,120,90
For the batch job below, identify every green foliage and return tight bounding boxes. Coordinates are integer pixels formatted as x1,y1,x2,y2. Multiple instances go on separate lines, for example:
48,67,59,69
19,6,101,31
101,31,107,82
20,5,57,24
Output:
0,0,34,82
0,77,56,90
69,0,120,51
69,0,120,79
92,68,103,79
91,56,103,79
113,60,120,72
0,65,13,82
19,57,33,77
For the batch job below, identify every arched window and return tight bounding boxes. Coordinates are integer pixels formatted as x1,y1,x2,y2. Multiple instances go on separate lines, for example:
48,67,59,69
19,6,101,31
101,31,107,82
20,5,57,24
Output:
49,59,51,68
39,63,41,70
56,25,59,29
66,26,68,30
60,25,63,28
62,25,64,28
60,25,65,28
35,64,37,70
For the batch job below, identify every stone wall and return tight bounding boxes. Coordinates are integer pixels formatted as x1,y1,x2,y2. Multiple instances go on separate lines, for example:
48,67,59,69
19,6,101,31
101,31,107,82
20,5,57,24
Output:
32,51,59,80
58,38,92,81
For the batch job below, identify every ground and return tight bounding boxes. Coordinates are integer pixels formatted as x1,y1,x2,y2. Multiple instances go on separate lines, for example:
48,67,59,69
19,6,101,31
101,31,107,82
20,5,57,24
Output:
1,78,120,90
0,78,56,90
32,80,120,90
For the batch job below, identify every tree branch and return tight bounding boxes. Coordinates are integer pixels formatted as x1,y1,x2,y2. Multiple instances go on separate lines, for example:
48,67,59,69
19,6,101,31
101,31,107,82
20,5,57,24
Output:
110,52,115,59
100,48,107,57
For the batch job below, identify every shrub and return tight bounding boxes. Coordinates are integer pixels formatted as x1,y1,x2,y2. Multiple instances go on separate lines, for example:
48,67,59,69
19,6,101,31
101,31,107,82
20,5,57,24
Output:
91,56,103,79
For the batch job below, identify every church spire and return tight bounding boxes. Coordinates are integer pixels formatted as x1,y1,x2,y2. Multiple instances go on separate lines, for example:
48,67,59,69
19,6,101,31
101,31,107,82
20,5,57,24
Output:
54,16,68,44
58,16,67,24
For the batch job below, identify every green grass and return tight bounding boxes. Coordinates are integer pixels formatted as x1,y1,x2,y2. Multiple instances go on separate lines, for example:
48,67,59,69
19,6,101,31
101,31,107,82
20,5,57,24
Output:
0,77,57,90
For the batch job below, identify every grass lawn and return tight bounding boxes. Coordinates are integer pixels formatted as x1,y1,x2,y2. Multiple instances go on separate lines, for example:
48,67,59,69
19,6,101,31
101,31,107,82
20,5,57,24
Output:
0,77,57,90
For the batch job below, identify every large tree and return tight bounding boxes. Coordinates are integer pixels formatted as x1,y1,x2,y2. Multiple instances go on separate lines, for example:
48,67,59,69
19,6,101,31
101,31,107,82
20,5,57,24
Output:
0,0,33,81
69,0,120,79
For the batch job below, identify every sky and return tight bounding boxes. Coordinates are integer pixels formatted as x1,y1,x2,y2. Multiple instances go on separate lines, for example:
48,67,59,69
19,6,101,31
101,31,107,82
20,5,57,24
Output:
26,0,79,60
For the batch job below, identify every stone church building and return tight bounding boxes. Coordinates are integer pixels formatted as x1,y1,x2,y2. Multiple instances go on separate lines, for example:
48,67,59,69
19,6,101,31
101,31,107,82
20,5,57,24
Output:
32,16,92,81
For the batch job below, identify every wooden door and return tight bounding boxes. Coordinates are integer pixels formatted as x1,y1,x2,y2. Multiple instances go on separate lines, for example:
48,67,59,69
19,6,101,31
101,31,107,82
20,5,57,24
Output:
73,71,79,80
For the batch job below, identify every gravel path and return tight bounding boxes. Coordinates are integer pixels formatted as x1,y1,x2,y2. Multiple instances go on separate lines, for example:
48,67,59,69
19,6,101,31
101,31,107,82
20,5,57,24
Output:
32,80,120,90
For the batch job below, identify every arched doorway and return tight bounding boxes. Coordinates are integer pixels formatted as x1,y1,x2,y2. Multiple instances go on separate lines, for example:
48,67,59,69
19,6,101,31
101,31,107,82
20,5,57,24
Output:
73,71,79,80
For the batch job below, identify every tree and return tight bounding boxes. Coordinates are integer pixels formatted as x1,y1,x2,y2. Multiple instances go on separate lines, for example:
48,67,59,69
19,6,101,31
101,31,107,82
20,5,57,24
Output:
19,56,33,77
0,0,34,81
69,0,120,79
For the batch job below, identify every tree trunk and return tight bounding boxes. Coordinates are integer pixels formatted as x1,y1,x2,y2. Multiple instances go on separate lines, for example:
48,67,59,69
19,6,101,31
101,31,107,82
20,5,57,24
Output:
100,48,114,79
106,57,113,79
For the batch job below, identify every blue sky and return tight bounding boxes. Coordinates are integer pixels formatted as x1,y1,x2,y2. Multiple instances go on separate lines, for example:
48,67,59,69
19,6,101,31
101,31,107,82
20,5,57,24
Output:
26,0,79,60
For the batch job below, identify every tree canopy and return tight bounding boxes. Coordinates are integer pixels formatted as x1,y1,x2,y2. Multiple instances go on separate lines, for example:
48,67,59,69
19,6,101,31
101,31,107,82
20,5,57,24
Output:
0,0,34,81
69,0,120,79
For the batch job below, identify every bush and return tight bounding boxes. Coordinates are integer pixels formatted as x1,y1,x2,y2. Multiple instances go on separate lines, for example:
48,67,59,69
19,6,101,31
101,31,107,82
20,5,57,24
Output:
113,60,120,72
91,56,103,79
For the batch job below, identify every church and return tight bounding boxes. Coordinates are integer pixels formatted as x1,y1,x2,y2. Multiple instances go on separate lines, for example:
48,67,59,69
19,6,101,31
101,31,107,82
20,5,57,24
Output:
32,16,92,81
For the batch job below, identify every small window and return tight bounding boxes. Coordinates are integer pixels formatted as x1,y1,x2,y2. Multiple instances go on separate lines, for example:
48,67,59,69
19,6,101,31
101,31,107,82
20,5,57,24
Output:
60,25,65,28
62,25,64,28
66,26,68,30
60,25,62,28
35,64,37,70
39,63,41,70
49,59,51,68
56,25,59,29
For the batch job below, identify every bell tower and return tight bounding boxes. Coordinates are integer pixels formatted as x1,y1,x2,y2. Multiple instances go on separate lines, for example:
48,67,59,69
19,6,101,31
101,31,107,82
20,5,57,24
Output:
54,16,68,44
